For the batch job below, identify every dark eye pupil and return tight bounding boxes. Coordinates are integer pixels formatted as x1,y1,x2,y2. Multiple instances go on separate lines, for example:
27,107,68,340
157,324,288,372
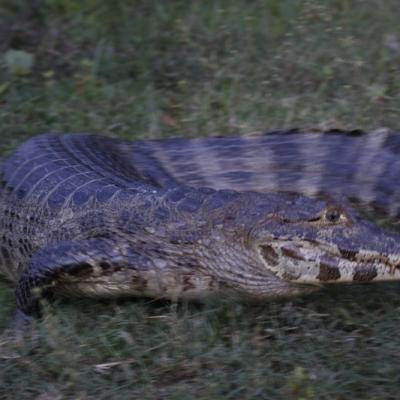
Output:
326,209,340,222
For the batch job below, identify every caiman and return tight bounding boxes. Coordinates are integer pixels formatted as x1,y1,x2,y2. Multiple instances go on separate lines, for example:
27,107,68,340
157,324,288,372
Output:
1,129,400,325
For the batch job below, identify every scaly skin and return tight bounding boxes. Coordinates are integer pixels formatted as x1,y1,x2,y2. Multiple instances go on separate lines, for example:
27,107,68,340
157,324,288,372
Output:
122,128,400,219
1,131,400,323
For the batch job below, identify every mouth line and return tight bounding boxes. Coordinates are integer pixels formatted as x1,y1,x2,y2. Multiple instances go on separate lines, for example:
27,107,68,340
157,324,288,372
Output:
258,239,400,284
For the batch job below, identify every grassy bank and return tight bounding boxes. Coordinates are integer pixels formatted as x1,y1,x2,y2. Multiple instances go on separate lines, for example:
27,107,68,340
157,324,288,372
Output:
1,1,400,398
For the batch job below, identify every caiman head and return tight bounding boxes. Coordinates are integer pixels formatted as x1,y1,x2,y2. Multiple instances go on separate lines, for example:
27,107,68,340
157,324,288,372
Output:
199,190,400,299
248,194,400,286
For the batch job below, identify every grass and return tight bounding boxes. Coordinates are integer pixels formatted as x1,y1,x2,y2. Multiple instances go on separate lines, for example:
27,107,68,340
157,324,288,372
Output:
1,0,400,398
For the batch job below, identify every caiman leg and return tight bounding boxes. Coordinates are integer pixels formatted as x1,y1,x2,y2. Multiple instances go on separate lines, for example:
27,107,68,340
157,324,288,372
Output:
13,239,130,325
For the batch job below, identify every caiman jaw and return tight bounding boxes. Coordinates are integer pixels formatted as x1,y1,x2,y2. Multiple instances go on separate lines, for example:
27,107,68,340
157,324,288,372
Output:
258,239,400,284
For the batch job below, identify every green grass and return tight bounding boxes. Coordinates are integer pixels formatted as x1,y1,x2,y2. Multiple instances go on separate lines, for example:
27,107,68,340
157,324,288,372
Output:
1,0,400,398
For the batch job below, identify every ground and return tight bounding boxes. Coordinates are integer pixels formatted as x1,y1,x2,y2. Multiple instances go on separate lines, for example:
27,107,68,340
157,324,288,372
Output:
1,1,400,399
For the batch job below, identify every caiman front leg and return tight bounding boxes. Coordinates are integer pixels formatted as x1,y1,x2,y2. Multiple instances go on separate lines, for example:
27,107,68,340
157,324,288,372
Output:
12,238,137,329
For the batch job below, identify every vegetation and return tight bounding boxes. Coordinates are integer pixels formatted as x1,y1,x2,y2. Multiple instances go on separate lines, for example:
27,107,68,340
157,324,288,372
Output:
1,1,400,398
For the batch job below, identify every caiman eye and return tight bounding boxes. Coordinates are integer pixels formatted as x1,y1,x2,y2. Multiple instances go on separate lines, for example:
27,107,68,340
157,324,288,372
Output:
325,208,342,223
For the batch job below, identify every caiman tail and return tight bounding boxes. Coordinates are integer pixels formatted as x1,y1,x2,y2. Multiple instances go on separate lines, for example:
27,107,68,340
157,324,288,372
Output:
122,128,400,221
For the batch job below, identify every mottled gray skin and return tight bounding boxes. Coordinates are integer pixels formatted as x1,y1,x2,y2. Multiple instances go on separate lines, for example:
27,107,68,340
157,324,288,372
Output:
1,131,400,323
